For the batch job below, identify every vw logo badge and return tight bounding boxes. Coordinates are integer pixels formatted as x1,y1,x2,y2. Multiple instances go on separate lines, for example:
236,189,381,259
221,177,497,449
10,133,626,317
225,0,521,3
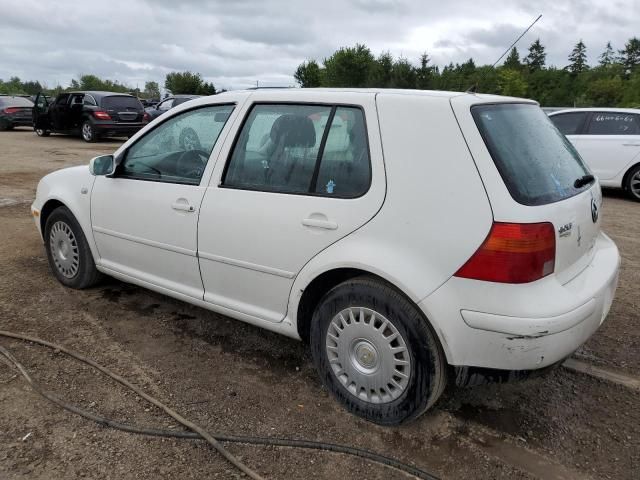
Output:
591,197,599,223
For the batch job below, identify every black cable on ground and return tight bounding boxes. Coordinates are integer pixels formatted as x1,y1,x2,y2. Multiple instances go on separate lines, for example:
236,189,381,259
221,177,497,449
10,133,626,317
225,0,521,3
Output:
0,331,439,480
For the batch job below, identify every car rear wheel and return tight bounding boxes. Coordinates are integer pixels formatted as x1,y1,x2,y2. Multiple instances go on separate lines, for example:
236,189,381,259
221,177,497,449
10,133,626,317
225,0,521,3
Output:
624,164,640,202
44,206,102,289
35,128,50,137
310,277,447,425
81,120,98,143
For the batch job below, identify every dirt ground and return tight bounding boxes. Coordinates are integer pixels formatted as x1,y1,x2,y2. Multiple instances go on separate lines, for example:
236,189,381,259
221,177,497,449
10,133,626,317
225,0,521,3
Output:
0,128,638,479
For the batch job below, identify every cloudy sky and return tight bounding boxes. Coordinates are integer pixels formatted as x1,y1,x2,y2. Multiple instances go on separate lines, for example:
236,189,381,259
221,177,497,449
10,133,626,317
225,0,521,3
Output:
0,0,637,92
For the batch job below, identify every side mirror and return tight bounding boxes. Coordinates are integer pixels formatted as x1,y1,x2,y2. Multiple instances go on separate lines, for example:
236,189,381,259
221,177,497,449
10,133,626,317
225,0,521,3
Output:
89,155,115,176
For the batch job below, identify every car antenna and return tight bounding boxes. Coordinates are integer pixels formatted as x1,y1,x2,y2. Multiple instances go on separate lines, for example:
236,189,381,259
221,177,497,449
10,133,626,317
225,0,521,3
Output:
465,14,542,93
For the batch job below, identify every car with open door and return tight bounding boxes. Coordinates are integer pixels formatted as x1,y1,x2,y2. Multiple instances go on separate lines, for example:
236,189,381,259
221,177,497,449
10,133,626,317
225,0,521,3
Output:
33,91,148,142
549,108,640,201
31,89,620,425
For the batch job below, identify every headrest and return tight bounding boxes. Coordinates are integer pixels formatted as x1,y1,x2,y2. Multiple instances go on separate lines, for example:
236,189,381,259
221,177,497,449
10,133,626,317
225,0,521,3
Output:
270,114,316,148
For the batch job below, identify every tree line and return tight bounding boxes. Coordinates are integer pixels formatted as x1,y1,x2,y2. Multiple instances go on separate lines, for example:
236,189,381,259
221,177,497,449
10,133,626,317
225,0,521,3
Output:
294,38,640,107
0,71,217,99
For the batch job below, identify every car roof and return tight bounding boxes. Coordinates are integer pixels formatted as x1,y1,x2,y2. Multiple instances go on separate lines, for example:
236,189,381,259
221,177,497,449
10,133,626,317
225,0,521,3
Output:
549,107,640,115
66,91,136,99
172,94,202,98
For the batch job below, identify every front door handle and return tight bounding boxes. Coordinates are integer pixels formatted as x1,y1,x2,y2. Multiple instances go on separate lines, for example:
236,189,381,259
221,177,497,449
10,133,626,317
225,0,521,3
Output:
172,200,195,212
302,217,338,230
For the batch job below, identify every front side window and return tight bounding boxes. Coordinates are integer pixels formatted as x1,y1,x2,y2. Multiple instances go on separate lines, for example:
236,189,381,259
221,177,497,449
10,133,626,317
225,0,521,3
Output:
586,112,640,135
473,103,590,206
549,112,587,135
223,104,371,197
119,104,234,185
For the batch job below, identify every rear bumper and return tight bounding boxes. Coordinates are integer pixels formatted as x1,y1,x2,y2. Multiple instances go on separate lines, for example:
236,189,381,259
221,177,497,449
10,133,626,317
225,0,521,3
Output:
1,117,32,127
419,231,620,371
93,121,145,137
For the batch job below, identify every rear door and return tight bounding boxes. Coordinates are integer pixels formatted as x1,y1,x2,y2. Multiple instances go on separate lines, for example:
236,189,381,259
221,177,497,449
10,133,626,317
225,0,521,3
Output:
577,111,640,180
452,99,602,284
197,91,385,322
100,95,144,123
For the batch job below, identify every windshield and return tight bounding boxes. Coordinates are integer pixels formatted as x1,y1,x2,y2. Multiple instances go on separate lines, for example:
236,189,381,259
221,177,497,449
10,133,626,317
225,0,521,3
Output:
101,95,142,110
472,103,591,206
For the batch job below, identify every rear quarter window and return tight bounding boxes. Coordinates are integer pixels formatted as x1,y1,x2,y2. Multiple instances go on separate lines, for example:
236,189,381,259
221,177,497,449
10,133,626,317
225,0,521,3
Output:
472,103,591,206
586,112,640,135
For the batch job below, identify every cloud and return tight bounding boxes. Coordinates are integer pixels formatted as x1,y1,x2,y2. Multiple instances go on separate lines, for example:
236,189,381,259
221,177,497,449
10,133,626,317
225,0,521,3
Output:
0,0,637,91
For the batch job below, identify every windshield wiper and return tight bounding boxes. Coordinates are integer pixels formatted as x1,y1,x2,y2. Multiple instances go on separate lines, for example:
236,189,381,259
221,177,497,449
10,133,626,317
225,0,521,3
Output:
574,174,595,188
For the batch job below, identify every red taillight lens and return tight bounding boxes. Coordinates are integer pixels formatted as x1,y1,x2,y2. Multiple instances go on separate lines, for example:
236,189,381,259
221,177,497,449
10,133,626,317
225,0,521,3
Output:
4,107,19,114
143,112,150,122
454,222,556,284
93,110,111,120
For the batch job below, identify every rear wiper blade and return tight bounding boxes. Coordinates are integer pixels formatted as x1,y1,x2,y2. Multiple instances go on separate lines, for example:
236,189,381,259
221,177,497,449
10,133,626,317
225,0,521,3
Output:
574,174,595,188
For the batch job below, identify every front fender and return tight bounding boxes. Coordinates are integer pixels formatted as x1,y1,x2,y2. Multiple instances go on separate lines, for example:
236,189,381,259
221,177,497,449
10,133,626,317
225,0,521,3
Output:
32,165,98,259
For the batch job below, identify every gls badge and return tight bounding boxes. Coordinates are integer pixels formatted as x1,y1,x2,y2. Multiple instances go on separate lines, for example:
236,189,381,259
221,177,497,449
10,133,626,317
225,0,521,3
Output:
591,195,599,223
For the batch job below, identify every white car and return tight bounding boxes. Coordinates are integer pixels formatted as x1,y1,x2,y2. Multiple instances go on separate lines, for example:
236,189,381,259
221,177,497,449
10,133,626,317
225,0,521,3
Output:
32,89,620,425
548,108,640,200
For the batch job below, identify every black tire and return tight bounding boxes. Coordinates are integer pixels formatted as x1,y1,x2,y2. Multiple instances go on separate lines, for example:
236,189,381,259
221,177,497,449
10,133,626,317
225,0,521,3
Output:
81,120,98,143
35,127,50,137
624,164,640,202
44,206,102,289
310,277,447,425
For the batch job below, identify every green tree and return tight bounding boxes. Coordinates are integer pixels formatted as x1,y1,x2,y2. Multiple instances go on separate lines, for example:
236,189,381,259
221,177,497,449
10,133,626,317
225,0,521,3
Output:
586,76,624,106
368,51,394,87
599,41,616,66
525,39,546,72
503,47,521,70
144,81,160,99
619,37,640,74
390,57,416,88
498,69,527,97
294,60,322,87
567,40,588,74
415,53,435,89
198,81,217,95
323,44,375,87
164,71,205,94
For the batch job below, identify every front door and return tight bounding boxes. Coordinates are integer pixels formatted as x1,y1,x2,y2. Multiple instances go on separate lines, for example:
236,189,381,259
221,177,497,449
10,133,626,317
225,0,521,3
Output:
91,103,236,299
32,92,51,130
197,92,386,322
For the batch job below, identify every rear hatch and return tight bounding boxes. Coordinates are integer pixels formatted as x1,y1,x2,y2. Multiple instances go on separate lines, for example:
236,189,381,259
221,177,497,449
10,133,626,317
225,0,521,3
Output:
454,100,601,284
100,95,144,123
1,97,34,122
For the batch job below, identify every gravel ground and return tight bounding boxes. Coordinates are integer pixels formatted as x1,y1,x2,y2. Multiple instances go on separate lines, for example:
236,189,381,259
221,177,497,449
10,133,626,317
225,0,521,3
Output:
0,128,638,479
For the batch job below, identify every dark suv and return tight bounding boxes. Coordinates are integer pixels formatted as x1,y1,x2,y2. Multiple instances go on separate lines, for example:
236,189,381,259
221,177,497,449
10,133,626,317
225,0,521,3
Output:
33,91,148,142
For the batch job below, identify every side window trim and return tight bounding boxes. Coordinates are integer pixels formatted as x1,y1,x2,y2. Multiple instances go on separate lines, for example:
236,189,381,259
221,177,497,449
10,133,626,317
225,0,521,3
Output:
114,102,237,186
220,101,372,199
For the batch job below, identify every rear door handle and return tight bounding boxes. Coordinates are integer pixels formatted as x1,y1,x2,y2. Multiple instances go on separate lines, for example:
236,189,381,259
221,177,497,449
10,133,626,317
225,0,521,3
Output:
302,218,338,230
172,201,195,212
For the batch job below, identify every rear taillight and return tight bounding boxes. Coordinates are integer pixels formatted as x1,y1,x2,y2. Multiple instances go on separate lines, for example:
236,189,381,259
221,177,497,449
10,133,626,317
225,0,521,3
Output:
93,110,111,120
143,112,150,122
454,222,556,284
4,107,19,114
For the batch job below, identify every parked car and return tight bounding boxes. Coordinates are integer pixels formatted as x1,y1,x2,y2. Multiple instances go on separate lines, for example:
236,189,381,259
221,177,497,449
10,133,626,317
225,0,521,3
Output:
549,108,640,201
31,89,620,425
140,98,160,108
33,91,148,142
145,95,201,121
0,95,34,130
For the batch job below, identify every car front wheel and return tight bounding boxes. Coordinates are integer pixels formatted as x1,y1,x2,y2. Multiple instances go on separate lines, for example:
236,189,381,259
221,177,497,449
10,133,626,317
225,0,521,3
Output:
310,277,447,425
625,164,640,202
81,120,98,142
44,206,102,289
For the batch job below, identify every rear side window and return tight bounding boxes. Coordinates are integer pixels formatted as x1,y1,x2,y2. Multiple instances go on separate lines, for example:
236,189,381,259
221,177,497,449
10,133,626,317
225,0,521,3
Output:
223,104,370,197
549,112,587,135
101,95,142,110
472,104,590,206
586,112,640,135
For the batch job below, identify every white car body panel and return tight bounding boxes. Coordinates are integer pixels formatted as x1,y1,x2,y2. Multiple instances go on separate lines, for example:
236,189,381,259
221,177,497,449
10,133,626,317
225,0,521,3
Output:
32,89,621,372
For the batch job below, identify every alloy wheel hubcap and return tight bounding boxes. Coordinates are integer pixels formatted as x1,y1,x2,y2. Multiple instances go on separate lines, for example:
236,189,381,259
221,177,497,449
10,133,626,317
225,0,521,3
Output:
631,171,640,198
325,307,411,404
49,221,79,278
82,123,92,140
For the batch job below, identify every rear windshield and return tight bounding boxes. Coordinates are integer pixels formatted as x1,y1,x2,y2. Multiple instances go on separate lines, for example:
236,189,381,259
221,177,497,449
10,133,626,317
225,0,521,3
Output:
101,95,142,110
0,96,33,107
472,103,590,206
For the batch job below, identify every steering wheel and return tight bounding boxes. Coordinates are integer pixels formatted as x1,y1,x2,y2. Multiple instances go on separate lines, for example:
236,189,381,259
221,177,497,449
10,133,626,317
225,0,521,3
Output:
176,149,209,179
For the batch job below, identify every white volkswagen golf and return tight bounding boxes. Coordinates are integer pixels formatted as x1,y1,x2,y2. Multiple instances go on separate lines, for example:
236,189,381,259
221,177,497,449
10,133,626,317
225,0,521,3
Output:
32,89,620,425
549,108,640,201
